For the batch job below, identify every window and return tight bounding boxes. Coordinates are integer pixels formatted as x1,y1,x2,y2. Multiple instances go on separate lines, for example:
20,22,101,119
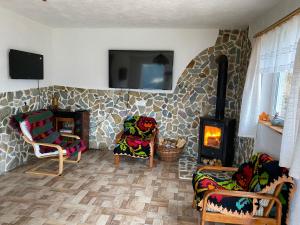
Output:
261,72,292,119
273,72,292,118
238,14,300,138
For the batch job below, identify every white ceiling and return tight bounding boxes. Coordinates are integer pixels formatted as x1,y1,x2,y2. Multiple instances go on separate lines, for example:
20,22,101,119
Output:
0,0,280,28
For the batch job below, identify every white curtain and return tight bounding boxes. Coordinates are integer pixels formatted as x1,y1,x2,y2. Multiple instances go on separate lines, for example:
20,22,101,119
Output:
239,14,300,138
280,40,300,225
280,40,300,178
238,38,262,137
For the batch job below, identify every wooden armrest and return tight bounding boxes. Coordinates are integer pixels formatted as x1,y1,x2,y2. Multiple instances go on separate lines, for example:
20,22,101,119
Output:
196,165,238,172
203,189,281,203
202,189,282,220
22,135,64,153
60,133,80,139
202,189,282,216
34,142,63,150
150,129,158,143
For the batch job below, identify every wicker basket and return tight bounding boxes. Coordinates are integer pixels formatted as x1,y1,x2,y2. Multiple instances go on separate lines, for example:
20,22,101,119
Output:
157,139,185,162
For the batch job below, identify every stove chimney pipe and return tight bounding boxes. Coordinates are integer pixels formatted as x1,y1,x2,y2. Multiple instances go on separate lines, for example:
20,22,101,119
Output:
215,55,228,120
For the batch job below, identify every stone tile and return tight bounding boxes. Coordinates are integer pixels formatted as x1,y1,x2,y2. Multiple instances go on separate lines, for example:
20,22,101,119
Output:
0,150,199,225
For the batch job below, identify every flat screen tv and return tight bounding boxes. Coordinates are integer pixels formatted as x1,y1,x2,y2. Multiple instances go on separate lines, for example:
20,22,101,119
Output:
9,49,44,79
109,50,173,90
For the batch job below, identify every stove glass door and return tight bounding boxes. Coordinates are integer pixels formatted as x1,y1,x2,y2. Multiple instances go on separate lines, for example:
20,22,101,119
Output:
203,125,222,149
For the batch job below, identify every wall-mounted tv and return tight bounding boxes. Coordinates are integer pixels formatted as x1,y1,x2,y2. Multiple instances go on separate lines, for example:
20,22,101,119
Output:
9,49,44,80
109,50,173,90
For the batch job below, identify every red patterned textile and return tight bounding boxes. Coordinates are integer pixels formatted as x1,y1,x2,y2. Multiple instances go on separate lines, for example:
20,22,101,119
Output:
10,110,86,157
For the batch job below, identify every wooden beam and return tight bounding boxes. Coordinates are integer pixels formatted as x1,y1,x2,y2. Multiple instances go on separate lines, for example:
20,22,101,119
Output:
196,165,238,172
204,212,277,225
258,120,283,134
254,8,300,38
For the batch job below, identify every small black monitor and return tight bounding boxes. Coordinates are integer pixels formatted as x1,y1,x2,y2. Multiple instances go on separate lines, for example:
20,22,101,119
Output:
9,49,44,80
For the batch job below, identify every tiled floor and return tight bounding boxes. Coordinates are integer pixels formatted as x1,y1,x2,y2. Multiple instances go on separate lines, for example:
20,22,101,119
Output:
0,150,198,225
178,154,198,180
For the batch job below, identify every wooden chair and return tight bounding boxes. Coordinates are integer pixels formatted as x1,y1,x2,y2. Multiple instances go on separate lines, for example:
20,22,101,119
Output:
11,110,85,176
192,153,295,225
22,132,82,176
198,166,283,225
113,116,158,168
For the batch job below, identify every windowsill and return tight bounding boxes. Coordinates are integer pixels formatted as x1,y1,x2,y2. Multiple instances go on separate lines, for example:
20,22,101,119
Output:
258,120,283,135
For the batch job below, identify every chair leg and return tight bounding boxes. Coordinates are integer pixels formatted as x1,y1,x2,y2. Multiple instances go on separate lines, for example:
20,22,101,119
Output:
58,152,64,175
26,153,64,177
276,199,282,225
149,142,154,168
63,150,82,163
77,150,81,162
200,216,205,225
27,150,83,176
200,207,206,225
26,159,61,176
149,155,153,168
115,155,120,166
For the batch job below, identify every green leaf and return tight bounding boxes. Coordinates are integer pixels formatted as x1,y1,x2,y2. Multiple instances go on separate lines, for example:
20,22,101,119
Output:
135,151,147,157
120,143,127,151
129,127,135,134
278,193,287,205
219,180,238,190
250,175,259,190
259,171,269,185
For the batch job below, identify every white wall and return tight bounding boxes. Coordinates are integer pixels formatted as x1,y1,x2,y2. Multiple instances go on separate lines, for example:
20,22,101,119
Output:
0,6,219,93
254,124,282,159
0,6,53,92
51,28,219,92
249,0,300,38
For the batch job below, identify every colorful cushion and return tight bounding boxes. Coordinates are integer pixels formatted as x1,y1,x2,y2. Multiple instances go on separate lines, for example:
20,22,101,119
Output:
123,116,156,138
232,153,273,191
231,163,254,190
114,135,151,158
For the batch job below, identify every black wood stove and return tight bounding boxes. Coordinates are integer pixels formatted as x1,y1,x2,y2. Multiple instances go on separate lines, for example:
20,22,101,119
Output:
198,55,236,166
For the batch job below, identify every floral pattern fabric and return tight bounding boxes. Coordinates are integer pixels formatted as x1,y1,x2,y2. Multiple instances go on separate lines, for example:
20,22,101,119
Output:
114,116,157,158
192,172,253,214
123,116,156,138
192,153,295,225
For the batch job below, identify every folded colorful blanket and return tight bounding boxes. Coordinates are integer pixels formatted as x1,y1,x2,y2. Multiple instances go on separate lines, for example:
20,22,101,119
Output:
10,110,86,157
114,115,157,158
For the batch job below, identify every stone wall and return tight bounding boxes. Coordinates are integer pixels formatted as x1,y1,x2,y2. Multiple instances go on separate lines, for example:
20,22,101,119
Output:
48,29,254,163
0,29,254,174
0,87,49,173
236,137,255,164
